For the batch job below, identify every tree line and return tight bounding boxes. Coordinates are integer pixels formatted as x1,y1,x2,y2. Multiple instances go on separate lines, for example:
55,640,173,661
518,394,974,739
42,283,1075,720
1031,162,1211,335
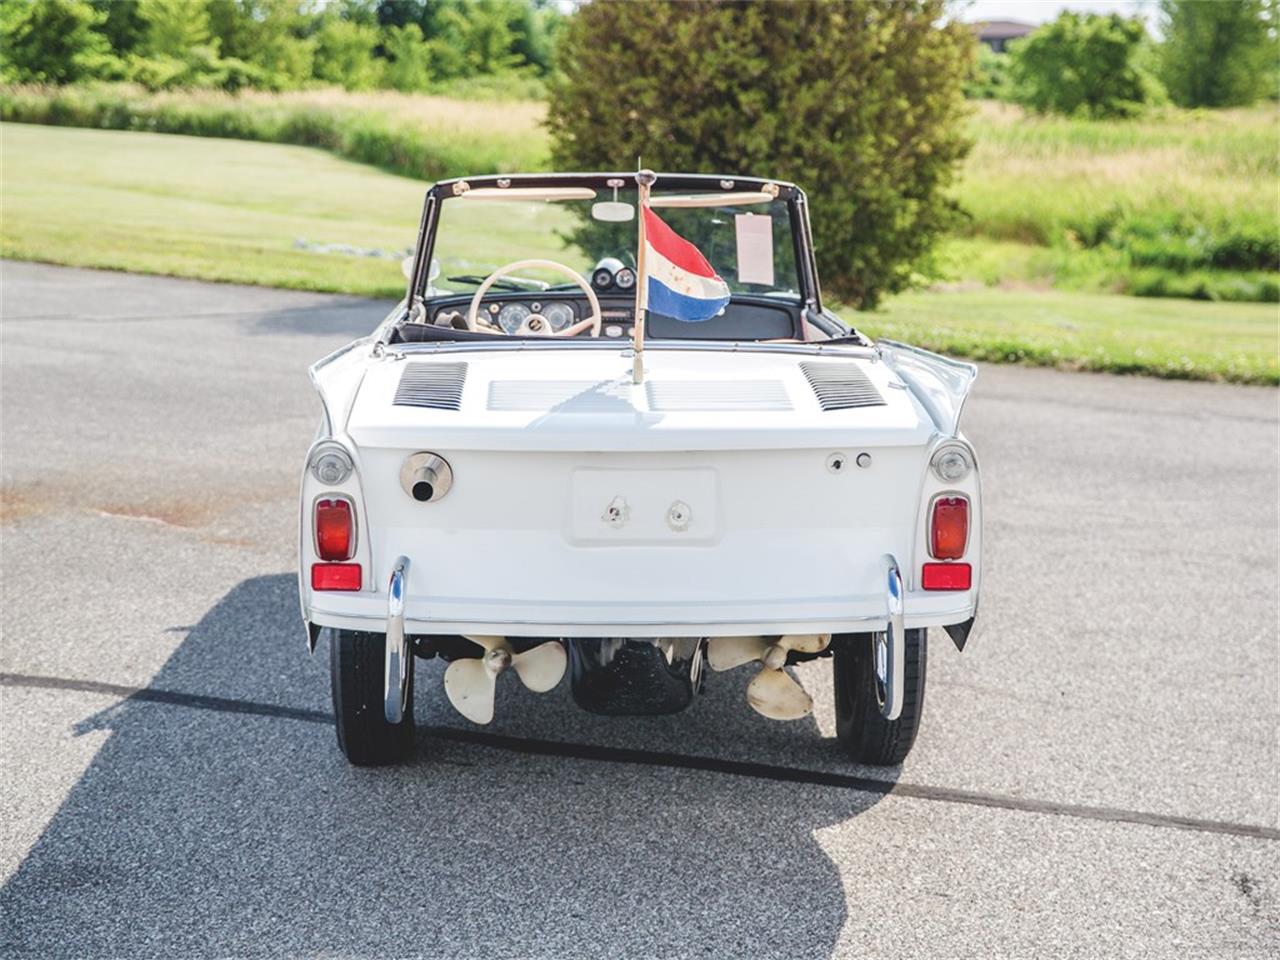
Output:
971,1,1278,117
0,0,563,92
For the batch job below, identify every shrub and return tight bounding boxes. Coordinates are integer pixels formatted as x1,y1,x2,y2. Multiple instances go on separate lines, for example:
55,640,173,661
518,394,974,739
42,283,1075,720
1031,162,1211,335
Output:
1008,12,1165,118
547,0,974,309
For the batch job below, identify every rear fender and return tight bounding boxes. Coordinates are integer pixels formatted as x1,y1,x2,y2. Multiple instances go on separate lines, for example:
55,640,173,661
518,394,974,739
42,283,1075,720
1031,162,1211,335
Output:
877,339,977,438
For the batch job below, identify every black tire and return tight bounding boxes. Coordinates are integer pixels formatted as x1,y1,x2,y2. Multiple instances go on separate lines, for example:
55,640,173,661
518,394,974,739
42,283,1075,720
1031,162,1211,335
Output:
833,628,927,766
329,628,415,766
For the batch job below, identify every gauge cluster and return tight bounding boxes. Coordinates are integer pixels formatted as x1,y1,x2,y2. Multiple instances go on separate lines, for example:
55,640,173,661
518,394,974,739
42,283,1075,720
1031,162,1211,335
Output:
488,300,578,334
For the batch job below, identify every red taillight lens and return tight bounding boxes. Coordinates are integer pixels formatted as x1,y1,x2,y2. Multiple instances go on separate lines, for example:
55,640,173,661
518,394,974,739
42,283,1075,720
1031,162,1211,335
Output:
311,563,361,591
315,498,353,560
922,562,971,591
930,496,969,560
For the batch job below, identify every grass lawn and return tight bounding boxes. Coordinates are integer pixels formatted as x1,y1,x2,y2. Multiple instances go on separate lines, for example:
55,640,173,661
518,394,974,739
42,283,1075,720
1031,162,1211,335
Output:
855,289,1277,384
3,122,1276,384
2,122,420,297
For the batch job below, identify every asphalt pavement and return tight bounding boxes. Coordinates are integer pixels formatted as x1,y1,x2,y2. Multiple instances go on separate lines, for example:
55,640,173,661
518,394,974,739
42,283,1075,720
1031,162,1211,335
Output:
1,260,1277,958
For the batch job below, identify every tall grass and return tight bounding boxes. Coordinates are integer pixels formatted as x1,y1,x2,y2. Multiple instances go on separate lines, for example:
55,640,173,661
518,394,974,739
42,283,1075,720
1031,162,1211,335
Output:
958,102,1279,272
0,84,550,182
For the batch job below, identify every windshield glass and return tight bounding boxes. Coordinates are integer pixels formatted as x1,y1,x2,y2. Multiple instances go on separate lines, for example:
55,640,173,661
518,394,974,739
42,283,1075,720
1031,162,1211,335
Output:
428,187,801,299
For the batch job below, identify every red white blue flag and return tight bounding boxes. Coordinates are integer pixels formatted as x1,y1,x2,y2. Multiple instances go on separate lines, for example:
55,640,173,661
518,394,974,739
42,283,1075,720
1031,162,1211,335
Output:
642,207,731,322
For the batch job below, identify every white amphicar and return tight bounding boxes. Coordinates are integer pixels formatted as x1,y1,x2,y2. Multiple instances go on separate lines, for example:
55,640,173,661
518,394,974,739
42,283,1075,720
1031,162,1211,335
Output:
300,172,980,767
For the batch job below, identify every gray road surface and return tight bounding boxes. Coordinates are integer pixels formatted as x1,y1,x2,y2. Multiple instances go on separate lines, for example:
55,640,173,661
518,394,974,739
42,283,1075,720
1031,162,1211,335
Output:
1,260,1277,958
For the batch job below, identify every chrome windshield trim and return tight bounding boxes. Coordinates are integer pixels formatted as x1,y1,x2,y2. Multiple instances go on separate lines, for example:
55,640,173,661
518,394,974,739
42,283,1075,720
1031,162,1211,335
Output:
385,339,880,361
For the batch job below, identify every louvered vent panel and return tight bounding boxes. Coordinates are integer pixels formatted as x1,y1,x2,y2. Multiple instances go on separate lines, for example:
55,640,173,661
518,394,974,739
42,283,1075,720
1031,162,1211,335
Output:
646,380,792,412
488,380,633,413
800,361,885,411
393,362,467,410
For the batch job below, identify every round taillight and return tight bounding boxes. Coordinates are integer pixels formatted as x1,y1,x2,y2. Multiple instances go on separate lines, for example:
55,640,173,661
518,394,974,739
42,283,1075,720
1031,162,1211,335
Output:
309,442,354,485
930,444,973,483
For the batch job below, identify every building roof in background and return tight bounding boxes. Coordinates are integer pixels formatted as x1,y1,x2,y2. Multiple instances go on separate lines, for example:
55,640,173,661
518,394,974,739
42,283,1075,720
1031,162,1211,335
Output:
972,20,1035,40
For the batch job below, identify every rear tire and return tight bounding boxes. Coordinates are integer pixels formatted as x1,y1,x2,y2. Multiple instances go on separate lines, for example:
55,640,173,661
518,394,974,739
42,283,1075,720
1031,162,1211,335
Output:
833,628,927,766
329,628,415,766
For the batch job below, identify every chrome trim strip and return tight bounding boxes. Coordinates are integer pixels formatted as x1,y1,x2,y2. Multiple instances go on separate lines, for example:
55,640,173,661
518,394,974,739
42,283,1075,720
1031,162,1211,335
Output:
333,611,887,628
311,602,973,631
383,556,410,724
878,555,906,722
388,339,879,360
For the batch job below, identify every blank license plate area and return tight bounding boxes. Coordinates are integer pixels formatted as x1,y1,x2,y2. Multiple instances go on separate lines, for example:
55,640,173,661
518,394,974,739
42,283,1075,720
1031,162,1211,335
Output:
568,468,718,545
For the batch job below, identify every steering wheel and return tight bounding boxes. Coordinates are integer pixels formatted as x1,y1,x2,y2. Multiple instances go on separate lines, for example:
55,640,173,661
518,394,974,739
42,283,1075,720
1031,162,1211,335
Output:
466,259,602,338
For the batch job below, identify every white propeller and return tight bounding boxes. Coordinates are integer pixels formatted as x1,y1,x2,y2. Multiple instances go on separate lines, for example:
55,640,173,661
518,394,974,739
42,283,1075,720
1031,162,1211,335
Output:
443,636,567,724
706,634,831,720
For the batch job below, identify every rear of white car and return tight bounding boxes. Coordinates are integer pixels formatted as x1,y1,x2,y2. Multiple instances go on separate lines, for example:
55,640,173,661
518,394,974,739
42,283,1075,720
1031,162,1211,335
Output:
301,347,978,637
299,342,980,764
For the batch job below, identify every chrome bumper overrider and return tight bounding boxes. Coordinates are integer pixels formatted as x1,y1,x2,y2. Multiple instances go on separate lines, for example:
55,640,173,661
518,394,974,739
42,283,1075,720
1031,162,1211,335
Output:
384,556,410,723
877,555,905,722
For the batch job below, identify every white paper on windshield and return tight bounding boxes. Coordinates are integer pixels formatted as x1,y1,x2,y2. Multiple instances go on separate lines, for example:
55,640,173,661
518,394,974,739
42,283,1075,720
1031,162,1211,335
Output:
734,213,774,286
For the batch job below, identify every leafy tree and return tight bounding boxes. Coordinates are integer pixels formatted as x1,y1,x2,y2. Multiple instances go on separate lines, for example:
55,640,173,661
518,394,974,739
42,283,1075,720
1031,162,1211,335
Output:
380,22,432,90
1159,0,1275,107
1008,12,1165,118
511,0,561,74
124,0,230,89
0,0,120,83
313,16,380,90
965,44,1012,100
548,0,973,309
435,0,524,76
206,0,313,89
89,0,147,55
136,0,215,59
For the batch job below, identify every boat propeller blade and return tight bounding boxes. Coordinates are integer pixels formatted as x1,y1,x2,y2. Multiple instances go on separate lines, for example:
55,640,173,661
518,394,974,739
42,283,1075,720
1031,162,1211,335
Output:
706,635,770,671
443,636,566,724
746,666,814,721
512,641,568,693
706,633,831,721
443,656,499,724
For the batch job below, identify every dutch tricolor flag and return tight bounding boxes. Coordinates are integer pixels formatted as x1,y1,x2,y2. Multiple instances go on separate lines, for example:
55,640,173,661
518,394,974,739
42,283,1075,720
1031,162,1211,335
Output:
642,207,731,322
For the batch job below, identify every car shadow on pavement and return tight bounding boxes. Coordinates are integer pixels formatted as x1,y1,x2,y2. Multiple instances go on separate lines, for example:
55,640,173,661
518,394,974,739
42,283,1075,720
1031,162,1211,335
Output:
1,575,895,959
247,298,395,338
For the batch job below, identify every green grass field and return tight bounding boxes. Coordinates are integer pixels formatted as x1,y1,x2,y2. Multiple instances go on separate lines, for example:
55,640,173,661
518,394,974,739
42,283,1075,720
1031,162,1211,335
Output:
7,85,1275,302
2,122,1276,384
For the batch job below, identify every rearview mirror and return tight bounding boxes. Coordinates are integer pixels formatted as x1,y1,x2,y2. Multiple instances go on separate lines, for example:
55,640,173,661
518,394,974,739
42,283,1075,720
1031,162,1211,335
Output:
592,201,635,222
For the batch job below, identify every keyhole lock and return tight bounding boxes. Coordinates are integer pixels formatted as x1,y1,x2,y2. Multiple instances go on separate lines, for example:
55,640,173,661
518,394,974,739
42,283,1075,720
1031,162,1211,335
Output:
667,500,692,532
603,495,630,528
827,452,847,473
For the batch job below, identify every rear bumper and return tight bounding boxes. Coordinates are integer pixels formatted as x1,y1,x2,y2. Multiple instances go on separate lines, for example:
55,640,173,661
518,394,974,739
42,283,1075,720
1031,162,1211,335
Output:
305,589,976,637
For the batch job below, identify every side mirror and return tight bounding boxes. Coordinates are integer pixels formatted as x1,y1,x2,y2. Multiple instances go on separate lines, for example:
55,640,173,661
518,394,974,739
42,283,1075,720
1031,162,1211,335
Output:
592,201,635,222
402,257,441,282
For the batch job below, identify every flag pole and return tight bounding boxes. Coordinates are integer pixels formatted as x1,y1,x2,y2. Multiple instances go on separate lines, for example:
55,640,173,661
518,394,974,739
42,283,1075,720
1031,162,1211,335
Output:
632,168,656,385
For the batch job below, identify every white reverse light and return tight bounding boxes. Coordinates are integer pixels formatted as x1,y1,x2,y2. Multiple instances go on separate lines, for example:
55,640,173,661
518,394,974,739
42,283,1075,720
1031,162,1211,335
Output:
930,444,973,483
310,442,354,485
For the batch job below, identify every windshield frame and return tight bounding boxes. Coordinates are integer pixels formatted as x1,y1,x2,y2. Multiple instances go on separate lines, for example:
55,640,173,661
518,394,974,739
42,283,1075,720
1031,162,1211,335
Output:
405,172,821,320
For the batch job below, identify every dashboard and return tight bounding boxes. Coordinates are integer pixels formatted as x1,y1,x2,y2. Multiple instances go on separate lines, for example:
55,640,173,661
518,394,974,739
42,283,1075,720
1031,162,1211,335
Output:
430,293,640,339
